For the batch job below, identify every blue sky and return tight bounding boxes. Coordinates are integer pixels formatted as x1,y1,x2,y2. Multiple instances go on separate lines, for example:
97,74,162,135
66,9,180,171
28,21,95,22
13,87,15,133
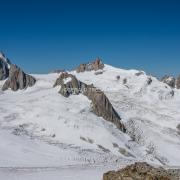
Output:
0,0,180,77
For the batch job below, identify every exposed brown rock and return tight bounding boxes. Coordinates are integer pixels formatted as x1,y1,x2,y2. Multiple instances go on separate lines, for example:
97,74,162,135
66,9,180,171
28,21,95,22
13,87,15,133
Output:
161,75,176,88
176,75,180,89
2,64,36,91
103,162,179,180
53,72,84,97
84,86,126,132
76,58,104,73
54,73,126,132
160,75,180,89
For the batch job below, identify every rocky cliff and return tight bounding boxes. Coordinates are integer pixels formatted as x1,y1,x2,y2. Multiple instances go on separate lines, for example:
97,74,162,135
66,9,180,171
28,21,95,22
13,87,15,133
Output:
2,64,36,91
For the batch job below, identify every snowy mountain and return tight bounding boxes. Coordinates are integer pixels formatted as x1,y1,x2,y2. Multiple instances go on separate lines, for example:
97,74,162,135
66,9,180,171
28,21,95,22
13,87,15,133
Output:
0,55,180,179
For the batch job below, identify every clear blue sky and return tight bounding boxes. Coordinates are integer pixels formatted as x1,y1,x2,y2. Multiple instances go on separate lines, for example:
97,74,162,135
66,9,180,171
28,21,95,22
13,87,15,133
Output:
0,0,180,77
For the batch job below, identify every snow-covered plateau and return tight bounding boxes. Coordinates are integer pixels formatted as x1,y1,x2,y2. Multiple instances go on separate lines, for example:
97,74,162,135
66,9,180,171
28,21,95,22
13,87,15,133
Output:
0,61,180,179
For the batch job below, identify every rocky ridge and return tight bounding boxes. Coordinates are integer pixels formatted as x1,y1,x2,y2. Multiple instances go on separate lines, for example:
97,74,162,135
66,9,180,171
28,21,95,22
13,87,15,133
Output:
0,53,36,91
54,72,126,132
76,58,104,73
2,64,36,91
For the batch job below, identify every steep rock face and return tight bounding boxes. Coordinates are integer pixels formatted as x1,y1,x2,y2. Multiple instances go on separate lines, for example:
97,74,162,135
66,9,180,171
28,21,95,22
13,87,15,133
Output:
76,58,104,73
2,64,36,91
103,162,179,180
84,86,126,132
161,75,176,88
0,52,11,80
54,73,126,132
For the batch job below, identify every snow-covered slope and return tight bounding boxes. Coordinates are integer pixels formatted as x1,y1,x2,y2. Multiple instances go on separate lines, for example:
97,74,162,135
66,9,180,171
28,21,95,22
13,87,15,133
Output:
73,65,180,165
0,64,180,179
0,73,141,166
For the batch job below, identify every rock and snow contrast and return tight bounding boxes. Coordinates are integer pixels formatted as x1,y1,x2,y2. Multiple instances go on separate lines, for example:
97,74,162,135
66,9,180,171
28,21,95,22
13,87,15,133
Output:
0,52,36,91
0,55,180,179
0,52,11,80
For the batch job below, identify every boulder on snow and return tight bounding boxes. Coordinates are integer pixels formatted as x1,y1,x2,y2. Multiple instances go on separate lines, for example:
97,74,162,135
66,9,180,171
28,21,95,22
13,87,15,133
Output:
103,162,179,180
2,64,36,91
54,73,126,132
0,52,11,80
161,75,176,88
76,58,104,73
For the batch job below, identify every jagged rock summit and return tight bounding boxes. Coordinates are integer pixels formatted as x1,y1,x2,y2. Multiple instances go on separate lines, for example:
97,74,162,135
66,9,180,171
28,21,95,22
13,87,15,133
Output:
76,57,104,73
0,52,11,80
0,53,36,91
54,72,126,132
2,64,36,91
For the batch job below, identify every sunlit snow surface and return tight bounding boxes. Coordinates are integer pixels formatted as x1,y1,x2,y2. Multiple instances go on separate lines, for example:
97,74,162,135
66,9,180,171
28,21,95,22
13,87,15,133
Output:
0,64,180,179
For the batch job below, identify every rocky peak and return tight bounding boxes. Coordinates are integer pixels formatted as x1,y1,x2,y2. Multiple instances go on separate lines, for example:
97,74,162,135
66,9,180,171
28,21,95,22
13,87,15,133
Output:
0,53,36,91
0,52,11,80
54,73,126,132
2,64,36,91
76,58,104,73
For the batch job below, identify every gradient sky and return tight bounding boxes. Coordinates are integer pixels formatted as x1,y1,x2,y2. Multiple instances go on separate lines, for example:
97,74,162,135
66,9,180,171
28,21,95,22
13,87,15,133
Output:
0,0,180,77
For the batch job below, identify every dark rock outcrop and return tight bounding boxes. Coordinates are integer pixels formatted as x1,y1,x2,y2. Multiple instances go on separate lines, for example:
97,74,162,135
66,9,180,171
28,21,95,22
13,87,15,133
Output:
2,64,36,91
176,75,180,89
76,58,104,73
160,75,180,89
135,71,144,76
0,52,11,80
103,162,179,180
161,75,176,88
147,77,152,85
84,86,126,132
54,72,84,97
54,73,126,132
